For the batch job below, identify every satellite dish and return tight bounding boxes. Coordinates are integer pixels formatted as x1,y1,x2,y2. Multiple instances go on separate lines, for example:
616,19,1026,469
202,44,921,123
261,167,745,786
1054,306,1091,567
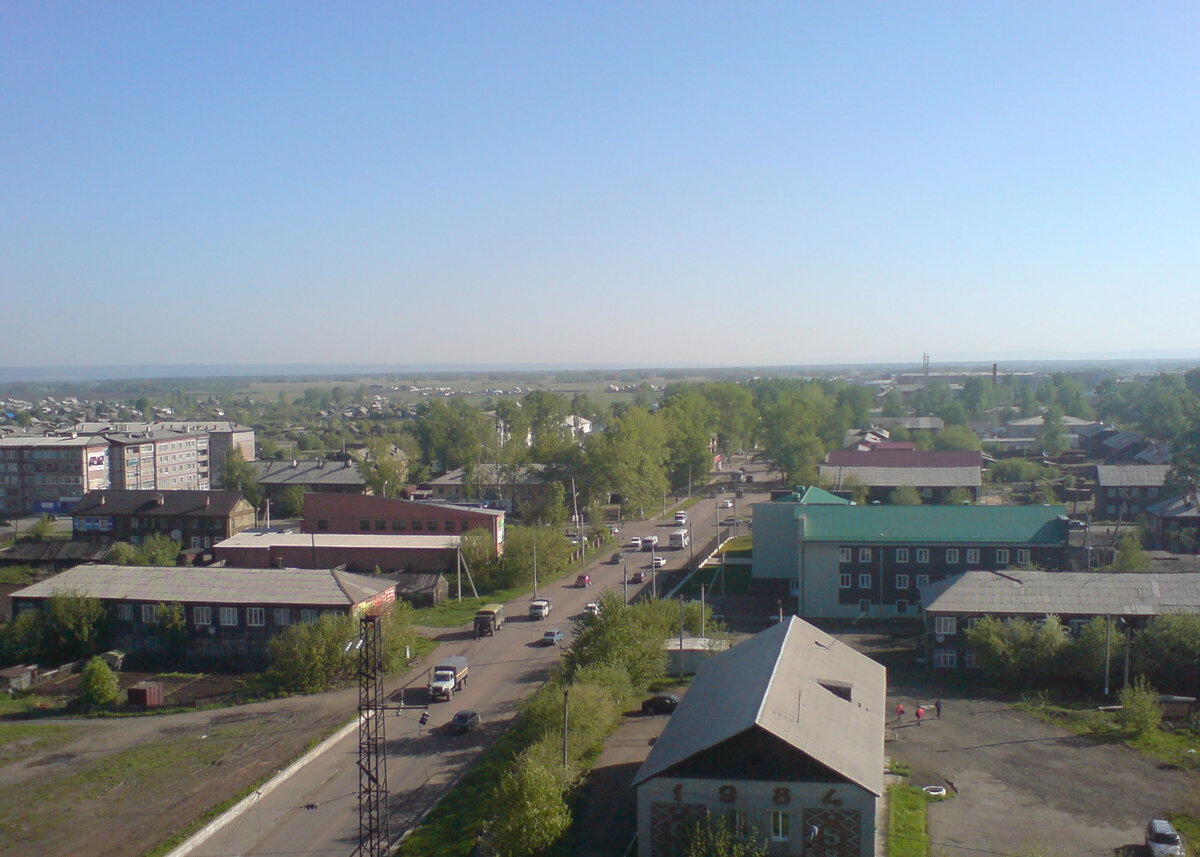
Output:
171,529,182,541
934,633,944,643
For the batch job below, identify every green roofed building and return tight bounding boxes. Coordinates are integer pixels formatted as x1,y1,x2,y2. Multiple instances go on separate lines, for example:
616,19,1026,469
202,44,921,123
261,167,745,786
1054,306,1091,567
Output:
751,501,1070,620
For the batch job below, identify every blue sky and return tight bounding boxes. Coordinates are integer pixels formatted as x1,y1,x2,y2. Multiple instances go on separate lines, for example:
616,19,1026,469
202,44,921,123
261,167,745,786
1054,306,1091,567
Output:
3,2,1198,371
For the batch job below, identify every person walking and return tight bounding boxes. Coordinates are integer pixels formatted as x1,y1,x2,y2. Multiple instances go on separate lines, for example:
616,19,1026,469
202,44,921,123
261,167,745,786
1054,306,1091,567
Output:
895,702,905,723
915,705,925,726
935,699,943,720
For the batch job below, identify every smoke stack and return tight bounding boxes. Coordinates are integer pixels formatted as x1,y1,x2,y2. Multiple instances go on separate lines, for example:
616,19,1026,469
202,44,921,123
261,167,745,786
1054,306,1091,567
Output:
992,363,998,385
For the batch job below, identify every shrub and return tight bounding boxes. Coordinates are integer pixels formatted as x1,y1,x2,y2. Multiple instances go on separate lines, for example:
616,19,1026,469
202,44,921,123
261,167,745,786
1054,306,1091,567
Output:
1117,676,1161,738
79,656,120,707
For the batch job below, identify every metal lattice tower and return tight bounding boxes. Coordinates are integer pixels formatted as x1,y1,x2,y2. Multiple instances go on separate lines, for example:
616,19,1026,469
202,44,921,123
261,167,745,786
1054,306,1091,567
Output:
356,613,389,857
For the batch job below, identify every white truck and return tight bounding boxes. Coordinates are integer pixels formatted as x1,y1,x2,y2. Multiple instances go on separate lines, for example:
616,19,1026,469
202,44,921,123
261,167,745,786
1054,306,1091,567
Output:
529,598,552,620
674,511,688,525
669,529,689,549
428,656,469,701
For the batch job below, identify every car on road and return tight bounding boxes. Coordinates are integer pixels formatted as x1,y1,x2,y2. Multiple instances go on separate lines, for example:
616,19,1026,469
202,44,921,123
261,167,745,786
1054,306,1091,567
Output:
1068,519,1087,530
722,516,738,525
584,602,602,617
629,571,648,583
630,537,642,549
609,525,620,535
1146,819,1184,856
641,693,681,715
719,499,734,508
575,573,592,587
450,710,481,733
735,489,744,498
652,556,667,568
540,628,564,646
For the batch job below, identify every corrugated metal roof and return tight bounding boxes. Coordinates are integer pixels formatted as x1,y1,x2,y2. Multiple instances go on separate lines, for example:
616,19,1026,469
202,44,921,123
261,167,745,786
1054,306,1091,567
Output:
11,565,394,607
819,465,981,488
633,618,885,795
72,490,247,518
824,449,982,468
786,504,1068,545
215,532,461,550
253,460,367,486
1094,465,1169,488
921,570,1200,616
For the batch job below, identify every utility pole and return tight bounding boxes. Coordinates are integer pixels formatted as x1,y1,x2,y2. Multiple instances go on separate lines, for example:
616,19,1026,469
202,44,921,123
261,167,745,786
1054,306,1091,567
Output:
354,614,388,857
623,562,628,605
700,584,706,640
532,532,538,598
562,689,570,771
1104,616,1111,697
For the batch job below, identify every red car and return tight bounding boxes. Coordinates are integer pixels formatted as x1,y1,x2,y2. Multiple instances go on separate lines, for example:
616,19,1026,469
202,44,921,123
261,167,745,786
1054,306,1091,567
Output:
575,574,592,588
630,571,648,584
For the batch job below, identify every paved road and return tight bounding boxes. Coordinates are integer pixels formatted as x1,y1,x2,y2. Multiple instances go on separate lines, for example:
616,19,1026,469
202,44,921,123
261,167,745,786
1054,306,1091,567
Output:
194,462,778,857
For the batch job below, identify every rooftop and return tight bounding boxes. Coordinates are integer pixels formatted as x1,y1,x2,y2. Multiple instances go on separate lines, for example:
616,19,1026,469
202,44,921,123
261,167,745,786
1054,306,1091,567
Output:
215,531,462,550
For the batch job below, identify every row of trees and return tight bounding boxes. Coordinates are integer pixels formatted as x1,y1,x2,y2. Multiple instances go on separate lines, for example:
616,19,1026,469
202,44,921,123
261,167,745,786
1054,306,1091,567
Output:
964,612,1200,697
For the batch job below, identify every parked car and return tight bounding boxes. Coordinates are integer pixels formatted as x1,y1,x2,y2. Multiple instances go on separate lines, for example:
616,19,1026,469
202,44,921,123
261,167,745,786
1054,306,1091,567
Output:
450,710,481,733
1068,519,1087,530
540,628,564,646
584,602,602,617
652,556,667,568
575,574,592,588
1146,819,1184,857
630,571,648,583
641,693,681,715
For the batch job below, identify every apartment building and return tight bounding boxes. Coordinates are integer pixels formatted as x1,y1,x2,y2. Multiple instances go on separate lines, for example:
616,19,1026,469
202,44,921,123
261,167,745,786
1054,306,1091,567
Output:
106,430,210,491
0,435,111,516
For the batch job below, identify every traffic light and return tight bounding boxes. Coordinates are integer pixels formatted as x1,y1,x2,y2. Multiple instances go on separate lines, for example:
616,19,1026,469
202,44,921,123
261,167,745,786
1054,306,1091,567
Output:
419,710,429,727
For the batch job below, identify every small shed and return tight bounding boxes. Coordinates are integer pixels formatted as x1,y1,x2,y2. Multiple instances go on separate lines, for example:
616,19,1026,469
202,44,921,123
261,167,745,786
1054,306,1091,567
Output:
0,664,38,692
1159,695,1196,720
392,572,449,607
663,637,731,676
128,682,164,708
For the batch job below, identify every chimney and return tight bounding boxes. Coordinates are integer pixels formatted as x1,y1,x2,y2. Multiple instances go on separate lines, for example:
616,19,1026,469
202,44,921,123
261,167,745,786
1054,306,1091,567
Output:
99,494,106,506
154,493,164,507
292,459,298,469
992,363,998,385
205,496,211,507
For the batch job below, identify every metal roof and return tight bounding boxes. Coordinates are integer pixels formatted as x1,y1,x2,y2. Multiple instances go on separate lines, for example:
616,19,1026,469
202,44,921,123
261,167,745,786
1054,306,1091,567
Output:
215,532,461,550
0,435,107,448
1148,493,1200,520
72,490,248,518
921,570,1200,617
819,465,981,489
252,459,366,486
11,565,394,607
824,449,982,468
633,617,885,795
1094,465,1169,488
762,504,1068,545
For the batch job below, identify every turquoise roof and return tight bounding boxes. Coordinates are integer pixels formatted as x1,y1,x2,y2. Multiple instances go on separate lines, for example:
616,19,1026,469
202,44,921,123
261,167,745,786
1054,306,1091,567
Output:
772,485,852,505
798,504,1068,545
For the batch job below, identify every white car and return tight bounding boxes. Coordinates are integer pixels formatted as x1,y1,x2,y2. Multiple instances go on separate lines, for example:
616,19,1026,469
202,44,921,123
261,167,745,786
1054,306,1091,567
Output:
719,499,734,508
1146,819,1184,857
630,537,642,549
652,556,667,568
584,602,602,617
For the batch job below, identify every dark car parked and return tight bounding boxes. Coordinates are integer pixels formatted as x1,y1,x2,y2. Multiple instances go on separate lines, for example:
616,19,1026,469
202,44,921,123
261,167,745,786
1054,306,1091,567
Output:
641,693,681,715
450,710,481,733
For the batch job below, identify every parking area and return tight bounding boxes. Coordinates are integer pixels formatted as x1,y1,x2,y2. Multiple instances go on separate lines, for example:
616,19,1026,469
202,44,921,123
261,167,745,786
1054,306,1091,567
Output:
887,682,1196,856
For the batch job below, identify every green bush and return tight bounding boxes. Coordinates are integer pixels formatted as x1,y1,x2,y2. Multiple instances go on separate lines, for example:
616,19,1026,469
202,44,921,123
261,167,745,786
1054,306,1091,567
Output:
488,750,572,857
1117,676,1161,738
79,656,120,707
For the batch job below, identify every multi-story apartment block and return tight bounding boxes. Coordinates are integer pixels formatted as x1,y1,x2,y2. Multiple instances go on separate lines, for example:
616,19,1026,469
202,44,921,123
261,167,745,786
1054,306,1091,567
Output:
106,430,210,492
65,420,255,484
0,435,111,516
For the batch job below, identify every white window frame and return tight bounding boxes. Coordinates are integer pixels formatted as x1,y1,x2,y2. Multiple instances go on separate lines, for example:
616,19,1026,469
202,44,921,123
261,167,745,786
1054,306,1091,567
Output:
933,648,957,668
219,607,238,627
1017,549,1031,565
964,651,980,669
965,617,981,630
858,573,872,588
1068,618,1089,637
118,603,134,621
274,608,291,626
771,810,791,841
858,547,872,562
193,605,212,626
934,616,956,635
895,574,909,590
246,607,265,627
916,574,930,588
896,548,909,564
946,548,959,564
839,547,852,563
839,573,852,589
916,548,930,563
858,598,871,614
966,548,980,565
301,609,319,624
141,604,159,625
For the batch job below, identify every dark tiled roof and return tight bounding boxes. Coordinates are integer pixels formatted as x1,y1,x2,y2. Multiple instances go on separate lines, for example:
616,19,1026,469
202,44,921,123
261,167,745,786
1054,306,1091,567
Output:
72,490,247,518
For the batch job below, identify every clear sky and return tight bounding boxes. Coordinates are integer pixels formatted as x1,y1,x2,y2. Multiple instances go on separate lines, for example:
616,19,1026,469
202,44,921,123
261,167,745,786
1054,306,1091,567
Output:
3,2,1198,372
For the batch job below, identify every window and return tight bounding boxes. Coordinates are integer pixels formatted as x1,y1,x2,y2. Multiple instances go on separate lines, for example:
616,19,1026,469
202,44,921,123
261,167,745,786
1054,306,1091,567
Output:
246,607,265,627
916,574,929,588
725,810,749,839
916,548,930,563
374,520,386,531
788,578,799,594
858,548,872,562
933,648,957,668
359,520,370,531
445,521,455,532
428,520,440,531
896,548,909,563
193,606,212,626
858,598,872,614
934,616,956,635
191,536,202,549
966,549,980,565
1068,618,1089,637
964,651,981,669
141,604,159,624
946,548,959,563
771,811,791,841
391,520,402,531
839,573,852,589
895,574,909,590
1017,549,1031,565
412,520,423,531
301,609,319,623
965,617,981,630
922,488,933,499
839,547,852,563
896,599,909,614
118,603,134,621
274,608,291,626
317,519,329,531
858,573,872,588
996,549,1009,566
219,607,238,627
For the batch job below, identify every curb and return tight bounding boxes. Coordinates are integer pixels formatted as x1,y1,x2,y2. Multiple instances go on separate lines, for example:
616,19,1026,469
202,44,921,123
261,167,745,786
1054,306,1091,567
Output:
164,715,359,857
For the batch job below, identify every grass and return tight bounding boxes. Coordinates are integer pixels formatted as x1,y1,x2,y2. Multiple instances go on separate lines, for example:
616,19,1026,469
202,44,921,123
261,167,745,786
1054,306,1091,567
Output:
676,566,753,598
886,759,911,777
0,722,75,762
887,784,930,857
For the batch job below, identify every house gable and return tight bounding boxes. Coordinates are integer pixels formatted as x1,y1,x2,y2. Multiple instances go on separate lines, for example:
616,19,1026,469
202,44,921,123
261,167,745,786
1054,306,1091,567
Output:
658,725,854,786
